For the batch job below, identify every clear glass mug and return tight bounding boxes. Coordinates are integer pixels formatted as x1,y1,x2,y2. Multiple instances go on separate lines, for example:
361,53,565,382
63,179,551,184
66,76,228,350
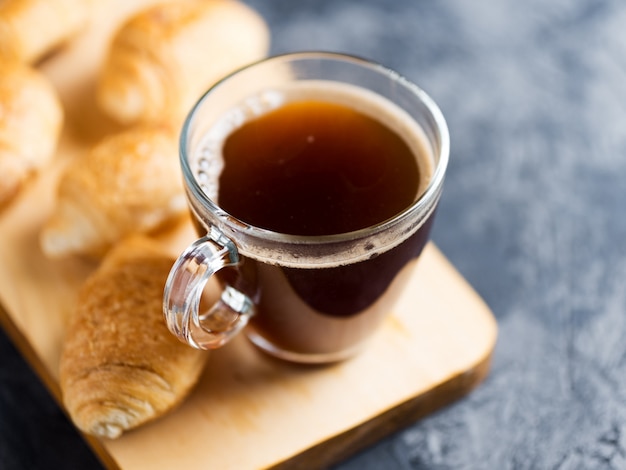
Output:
163,52,449,364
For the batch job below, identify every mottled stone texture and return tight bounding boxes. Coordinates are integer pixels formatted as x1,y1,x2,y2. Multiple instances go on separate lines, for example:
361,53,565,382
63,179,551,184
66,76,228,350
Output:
2,1,626,469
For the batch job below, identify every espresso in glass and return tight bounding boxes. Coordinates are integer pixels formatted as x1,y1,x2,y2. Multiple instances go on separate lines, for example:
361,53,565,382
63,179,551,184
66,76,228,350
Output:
191,80,435,361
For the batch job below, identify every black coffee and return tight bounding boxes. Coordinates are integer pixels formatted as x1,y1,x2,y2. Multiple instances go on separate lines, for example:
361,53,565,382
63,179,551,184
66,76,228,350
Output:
218,99,421,235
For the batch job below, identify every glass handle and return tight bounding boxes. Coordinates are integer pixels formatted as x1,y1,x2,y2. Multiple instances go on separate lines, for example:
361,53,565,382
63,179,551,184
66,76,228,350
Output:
163,227,255,349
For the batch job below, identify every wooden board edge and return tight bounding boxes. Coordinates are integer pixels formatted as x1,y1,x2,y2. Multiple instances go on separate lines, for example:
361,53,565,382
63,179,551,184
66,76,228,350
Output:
270,347,494,470
0,286,495,470
0,300,121,470
0,241,499,470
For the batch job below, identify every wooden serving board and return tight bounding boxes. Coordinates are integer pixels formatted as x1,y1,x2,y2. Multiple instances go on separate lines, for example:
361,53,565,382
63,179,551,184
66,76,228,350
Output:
0,2,498,469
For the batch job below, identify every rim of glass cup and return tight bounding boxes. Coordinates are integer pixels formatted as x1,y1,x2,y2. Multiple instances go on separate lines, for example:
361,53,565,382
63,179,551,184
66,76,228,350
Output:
179,51,450,249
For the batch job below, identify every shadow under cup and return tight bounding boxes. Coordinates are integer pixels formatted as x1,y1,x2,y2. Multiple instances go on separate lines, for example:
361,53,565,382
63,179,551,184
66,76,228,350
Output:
164,52,450,364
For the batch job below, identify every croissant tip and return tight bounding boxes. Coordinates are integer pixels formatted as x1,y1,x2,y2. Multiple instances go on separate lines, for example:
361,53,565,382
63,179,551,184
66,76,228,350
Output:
40,225,75,258
91,421,125,440
40,213,101,259
40,225,109,259
97,78,146,125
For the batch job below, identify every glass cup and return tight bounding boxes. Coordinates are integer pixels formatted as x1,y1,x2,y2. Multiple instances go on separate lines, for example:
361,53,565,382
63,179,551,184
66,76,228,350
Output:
163,52,449,364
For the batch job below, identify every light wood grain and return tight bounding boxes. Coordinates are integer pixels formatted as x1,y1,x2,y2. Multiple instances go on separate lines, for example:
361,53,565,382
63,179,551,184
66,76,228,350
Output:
0,1,498,469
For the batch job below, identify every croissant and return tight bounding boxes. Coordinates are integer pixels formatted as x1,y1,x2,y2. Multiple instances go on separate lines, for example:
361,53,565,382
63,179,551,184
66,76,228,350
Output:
97,0,270,125
0,60,63,206
0,0,93,64
59,236,209,439
40,123,186,258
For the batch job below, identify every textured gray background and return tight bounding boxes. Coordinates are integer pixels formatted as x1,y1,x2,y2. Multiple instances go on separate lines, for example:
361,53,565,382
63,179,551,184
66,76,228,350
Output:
2,0,626,469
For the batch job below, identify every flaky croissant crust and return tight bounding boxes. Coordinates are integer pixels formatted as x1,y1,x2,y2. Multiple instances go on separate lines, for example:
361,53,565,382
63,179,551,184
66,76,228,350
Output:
40,123,186,258
59,236,209,439
0,60,63,205
97,0,270,124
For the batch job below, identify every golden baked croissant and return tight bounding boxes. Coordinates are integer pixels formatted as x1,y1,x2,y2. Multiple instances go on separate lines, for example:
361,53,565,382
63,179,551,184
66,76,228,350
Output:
0,60,63,206
0,0,93,64
59,236,209,439
40,123,186,258
97,0,270,125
